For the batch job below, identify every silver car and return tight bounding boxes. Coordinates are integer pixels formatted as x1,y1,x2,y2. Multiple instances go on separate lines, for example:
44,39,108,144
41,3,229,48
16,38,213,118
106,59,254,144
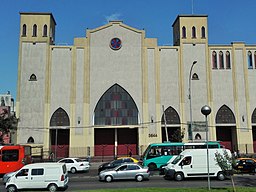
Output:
99,163,150,182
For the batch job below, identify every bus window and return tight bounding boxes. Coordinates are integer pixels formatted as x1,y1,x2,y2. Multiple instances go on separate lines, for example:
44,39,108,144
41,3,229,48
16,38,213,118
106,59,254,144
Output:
2,150,19,162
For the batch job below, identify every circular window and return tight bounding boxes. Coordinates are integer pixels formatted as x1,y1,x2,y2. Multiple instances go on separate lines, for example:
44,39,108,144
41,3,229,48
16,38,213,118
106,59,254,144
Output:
110,38,122,50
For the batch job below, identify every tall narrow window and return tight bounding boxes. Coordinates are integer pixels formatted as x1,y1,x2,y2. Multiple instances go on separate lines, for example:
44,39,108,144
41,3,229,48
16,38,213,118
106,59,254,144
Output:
219,51,224,69
226,51,231,69
248,51,253,69
192,26,196,38
212,51,217,69
43,24,47,37
22,24,27,36
254,51,256,68
182,26,186,38
33,24,37,37
201,26,206,38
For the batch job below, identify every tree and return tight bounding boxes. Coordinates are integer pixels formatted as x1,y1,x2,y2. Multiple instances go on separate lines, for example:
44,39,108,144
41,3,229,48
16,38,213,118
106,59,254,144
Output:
0,108,18,143
215,150,236,192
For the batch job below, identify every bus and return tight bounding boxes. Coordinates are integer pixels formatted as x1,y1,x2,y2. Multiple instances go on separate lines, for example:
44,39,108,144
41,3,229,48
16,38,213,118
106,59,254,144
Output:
0,145,32,175
142,141,222,170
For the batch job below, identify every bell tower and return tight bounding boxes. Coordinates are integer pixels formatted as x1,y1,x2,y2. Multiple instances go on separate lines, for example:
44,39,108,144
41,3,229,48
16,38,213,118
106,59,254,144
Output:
19,12,56,45
172,15,208,46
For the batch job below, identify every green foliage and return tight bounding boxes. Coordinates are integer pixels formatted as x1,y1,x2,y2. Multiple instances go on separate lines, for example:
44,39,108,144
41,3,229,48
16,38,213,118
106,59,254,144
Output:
215,150,234,172
0,109,18,142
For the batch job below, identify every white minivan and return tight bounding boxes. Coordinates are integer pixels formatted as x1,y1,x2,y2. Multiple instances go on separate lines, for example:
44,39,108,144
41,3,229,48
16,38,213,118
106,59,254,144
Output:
5,162,69,192
164,148,232,181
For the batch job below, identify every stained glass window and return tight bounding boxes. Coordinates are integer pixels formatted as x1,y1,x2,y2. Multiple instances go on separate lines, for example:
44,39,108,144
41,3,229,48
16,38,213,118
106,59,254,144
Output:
94,84,138,125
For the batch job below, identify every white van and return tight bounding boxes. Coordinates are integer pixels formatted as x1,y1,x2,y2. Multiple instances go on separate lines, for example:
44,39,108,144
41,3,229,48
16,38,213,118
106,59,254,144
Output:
164,148,232,181
5,162,69,192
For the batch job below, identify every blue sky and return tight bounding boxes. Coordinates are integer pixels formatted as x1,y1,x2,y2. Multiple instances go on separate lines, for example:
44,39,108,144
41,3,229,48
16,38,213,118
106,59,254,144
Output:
1,0,256,100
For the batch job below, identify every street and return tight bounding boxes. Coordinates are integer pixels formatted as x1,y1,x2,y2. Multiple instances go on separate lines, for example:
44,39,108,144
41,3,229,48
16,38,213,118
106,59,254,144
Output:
1,168,256,191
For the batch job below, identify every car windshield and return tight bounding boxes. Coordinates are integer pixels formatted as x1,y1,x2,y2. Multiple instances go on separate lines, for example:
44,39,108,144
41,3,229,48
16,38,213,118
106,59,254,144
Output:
171,155,184,165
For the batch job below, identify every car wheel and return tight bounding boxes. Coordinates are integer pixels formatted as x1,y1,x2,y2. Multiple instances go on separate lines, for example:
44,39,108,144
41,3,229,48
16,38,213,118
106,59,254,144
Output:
71,167,77,174
148,163,157,171
105,175,113,182
136,175,144,182
7,185,17,192
48,183,58,192
174,172,184,181
217,171,225,181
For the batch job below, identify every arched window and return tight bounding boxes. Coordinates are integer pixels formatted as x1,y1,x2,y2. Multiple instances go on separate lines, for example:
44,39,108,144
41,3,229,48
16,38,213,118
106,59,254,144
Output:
182,26,186,38
219,51,224,69
27,137,34,143
252,108,256,124
201,26,206,38
216,105,236,124
212,51,217,69
22,24,27,36
33,24,37,37
248,51,253,69
94,84,138,125
254,51,256,69
50,108,70,126
29,74,37,81
161,106,181,142
226,51,231,69
43,24,47,37
192,26,196,38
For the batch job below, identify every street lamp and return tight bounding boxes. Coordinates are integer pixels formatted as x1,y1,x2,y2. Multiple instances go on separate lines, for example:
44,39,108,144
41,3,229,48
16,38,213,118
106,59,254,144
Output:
188,61,199,140
201,105,212,191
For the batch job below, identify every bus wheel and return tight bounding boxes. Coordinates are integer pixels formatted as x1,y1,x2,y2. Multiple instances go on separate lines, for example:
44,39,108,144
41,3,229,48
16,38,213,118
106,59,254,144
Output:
7,185,17,192
148,163,157,171
174,172,184,181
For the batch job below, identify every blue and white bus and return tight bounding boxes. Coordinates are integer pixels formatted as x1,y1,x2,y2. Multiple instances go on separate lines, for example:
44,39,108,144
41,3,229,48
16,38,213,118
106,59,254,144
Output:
142,141,222,170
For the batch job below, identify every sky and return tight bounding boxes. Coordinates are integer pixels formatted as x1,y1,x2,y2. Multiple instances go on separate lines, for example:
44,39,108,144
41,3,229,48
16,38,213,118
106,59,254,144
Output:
1,0,256,100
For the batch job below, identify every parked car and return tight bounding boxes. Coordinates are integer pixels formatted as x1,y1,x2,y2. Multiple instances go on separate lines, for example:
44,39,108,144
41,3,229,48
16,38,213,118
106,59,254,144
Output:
58,157,90,173
233,158,256,173
99,163,150,182
117,156,139,163
98,157,138,174
2,171,17,184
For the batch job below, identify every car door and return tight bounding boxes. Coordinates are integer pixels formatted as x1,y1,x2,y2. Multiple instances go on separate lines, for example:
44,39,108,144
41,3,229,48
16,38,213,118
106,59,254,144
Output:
30,168,45,188
14,168,30,189
115,165,128,180
125,164,140,179
179,156,193,176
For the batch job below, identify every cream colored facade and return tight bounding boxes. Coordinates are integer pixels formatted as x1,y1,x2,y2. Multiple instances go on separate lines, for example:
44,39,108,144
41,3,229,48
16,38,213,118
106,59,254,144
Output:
16,13,256,158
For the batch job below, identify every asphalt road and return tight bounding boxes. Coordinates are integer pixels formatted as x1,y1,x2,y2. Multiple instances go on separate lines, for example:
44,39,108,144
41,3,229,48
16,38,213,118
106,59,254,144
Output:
1,163,256,191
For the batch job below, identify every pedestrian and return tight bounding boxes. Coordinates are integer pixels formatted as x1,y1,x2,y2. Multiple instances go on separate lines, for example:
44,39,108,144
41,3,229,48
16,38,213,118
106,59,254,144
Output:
129,150,132,157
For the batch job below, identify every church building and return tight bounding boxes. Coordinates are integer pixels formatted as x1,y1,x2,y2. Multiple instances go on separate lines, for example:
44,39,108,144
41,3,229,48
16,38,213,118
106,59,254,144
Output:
16,12,256,158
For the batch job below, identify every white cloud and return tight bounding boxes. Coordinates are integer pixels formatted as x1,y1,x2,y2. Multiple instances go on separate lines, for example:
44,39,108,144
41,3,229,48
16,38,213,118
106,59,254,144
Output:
104,13,122,24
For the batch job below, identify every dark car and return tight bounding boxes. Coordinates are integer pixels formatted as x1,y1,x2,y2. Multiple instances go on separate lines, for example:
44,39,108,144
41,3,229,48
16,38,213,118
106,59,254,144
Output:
98,157,137,174
233,158,256,173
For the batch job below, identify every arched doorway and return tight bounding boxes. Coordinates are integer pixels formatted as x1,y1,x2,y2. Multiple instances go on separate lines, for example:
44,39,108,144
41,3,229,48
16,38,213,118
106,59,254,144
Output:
251,108,256,152
161,106,181,142
94,84,139,157
215,105,237,151
50,107,70,159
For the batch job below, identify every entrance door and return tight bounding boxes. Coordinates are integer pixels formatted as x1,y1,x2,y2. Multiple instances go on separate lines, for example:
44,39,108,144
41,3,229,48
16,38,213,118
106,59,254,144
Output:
94,128,138,156
94,128,115,156
117,128,138,156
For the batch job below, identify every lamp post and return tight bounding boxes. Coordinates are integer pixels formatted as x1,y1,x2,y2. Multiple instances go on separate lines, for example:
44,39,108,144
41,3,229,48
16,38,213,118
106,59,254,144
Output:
188,61,198,140
201,105,211,191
